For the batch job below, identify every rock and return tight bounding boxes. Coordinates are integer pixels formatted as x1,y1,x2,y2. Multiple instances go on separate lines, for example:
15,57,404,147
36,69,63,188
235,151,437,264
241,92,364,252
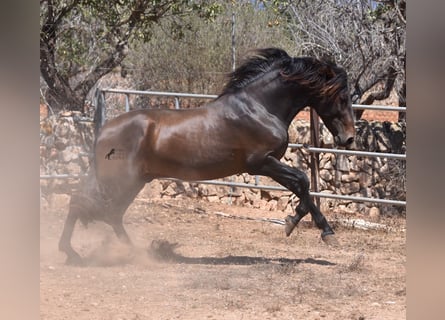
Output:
319,179,328,189
54,138,69,150
61,146,80,162
277,196,290,212
139,181,163,199
330,154,337,166
319,154,333,170
260,190,273,201
245,189,261,204
207,195,220,203
55,118,74,137
234,193,247,206
346,202,367,214
321,129,334,146
336,154,350,171
349,156,359,171
252,199,268,209
340,182,360,194
320,169,333,182
379,163,389,174
369,206,381,222
341,173,359,183
361,187,373,198
359,172,372,187
266,199,278,211
161,184,178,197
220,196,235,205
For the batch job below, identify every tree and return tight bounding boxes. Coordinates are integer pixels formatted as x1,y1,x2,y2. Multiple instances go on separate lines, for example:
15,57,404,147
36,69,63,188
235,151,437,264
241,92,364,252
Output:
271,0,406,120
125,0,295,103
40,0,221,112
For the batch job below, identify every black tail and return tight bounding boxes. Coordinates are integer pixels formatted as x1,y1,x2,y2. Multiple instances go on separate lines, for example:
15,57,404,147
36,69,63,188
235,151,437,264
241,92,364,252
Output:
90,90,107,172
93,89,106,146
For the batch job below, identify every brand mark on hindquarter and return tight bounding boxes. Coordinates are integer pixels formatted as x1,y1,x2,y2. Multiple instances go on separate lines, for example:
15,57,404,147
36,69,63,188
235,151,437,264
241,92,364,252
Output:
105,148,126,160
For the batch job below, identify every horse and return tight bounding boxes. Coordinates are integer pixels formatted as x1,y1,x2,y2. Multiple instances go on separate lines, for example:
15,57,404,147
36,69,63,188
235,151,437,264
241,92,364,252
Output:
59,47,355,265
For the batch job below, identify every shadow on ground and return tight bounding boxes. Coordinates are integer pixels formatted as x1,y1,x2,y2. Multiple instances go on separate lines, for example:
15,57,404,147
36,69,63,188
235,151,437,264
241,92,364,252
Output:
149,240,335,266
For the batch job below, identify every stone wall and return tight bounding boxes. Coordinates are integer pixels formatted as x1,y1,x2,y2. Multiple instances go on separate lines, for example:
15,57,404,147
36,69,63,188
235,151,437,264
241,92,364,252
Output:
40,113,406,216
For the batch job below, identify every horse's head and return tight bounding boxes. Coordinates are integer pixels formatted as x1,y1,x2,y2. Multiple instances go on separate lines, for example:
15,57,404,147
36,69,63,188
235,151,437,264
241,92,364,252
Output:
219,48,355,148
285,57,356,148
315,63,355,148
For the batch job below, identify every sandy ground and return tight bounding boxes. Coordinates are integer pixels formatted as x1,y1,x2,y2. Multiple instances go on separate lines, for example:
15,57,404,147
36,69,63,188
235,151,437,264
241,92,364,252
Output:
40,195,406,320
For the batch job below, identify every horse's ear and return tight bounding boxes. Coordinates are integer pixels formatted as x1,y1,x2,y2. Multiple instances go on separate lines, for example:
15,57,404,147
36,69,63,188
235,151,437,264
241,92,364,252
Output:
319,52,336,65
318,53,337,81
320,63,336,82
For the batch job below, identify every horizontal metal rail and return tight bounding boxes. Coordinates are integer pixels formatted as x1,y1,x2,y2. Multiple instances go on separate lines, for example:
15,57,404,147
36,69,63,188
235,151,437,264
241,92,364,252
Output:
162,178,406,206
101,88,218,99
288,144,406,160
352,104,406,112
39,174,406,206
40,174,87,180
100,89,407,113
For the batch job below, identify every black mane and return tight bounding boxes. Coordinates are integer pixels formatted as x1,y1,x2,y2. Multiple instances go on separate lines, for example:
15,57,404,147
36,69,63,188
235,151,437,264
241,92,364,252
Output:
219,47,348,100
220,48,291,96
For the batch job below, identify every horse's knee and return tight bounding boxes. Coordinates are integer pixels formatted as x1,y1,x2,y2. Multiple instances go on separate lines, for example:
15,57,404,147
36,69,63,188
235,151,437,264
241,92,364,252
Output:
290,172,310,197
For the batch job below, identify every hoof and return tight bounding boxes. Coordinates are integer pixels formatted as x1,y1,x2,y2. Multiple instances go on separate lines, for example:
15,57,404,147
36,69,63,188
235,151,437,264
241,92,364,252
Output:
65,253,84,266
149,240,179,261
284,215,297,237
321,233,340,247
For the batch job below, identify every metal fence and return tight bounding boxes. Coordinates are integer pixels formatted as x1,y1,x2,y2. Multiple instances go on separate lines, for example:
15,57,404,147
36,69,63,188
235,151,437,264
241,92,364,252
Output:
40,88,406,207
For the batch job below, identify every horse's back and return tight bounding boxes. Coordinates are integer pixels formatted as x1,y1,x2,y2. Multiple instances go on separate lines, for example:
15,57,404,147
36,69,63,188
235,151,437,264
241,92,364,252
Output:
93,108,218,182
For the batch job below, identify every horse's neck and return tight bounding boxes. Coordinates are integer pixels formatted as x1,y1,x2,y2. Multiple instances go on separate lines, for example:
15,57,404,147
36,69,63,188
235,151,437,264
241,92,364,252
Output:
246,79,308,126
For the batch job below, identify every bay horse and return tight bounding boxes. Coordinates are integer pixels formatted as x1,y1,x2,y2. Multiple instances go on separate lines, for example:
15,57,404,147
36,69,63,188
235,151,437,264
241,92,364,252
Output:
59,48,355,265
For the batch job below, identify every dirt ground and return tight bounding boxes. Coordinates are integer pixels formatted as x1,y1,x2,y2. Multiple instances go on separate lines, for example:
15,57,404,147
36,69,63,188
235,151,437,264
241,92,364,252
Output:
40,195,406,320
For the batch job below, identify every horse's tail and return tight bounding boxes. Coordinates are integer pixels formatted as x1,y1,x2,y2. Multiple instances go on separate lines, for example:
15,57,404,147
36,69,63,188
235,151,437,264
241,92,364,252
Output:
93,90,106,146
89,90,107,175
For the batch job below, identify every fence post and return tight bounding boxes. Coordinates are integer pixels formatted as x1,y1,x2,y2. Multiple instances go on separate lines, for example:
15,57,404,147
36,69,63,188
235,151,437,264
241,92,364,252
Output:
93,89,107,137
174,97,180,109
125,94,130,112
309,109,321,211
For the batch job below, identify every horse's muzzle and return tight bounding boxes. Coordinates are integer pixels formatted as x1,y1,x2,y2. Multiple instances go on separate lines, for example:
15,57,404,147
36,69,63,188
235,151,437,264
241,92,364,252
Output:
334,135,355,149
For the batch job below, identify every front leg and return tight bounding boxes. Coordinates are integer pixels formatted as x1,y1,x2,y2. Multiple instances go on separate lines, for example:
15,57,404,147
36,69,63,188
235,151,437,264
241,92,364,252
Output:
248,155,336,244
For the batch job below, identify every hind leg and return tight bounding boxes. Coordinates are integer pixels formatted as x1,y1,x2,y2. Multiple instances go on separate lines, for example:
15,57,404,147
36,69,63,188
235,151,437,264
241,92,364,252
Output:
111,217,132,245
107,206,133,247
103,183,145,246
58,197,85,265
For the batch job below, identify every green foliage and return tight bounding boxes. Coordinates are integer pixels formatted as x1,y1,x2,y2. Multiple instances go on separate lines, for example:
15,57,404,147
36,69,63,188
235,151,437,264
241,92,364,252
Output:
368,3,392,21
41,0,405,114
40,0,224,111
126,1,295,103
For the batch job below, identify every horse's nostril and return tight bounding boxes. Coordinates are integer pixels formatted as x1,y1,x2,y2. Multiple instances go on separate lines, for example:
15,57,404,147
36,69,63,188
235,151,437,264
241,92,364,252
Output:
346,137,354,145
